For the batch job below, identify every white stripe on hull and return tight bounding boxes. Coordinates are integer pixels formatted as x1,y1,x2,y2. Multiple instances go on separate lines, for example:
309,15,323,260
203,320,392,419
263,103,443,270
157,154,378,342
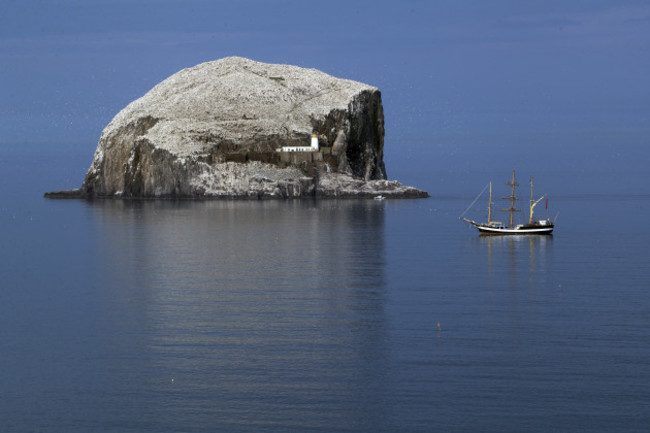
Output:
477,226,553,235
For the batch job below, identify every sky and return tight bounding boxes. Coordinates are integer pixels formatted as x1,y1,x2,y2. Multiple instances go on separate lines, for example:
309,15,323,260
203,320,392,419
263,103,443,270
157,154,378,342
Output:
1,0,649,193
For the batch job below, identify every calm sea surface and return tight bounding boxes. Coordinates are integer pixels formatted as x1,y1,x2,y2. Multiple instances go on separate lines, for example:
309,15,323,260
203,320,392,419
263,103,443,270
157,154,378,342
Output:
1,149,649,432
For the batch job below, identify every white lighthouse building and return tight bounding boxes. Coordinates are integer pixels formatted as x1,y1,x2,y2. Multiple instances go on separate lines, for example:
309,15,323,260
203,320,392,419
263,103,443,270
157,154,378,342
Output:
278,134,319,152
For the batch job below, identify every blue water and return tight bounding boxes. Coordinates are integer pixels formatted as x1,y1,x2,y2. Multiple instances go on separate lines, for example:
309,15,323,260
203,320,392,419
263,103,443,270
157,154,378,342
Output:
1,146,650,432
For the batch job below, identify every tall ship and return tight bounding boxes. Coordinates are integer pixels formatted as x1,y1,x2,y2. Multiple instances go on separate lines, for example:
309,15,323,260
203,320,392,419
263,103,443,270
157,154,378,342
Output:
461,170,555,235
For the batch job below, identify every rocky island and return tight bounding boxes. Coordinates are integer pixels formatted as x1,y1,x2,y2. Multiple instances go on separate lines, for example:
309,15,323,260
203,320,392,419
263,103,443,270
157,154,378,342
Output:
46,57,428,199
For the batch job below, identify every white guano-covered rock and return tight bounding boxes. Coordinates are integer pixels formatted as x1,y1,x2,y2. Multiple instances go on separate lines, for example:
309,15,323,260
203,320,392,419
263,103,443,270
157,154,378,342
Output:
67,57,427,199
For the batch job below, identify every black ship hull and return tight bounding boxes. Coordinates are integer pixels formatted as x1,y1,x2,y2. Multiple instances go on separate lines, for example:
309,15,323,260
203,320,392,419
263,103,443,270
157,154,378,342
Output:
476,223,554,235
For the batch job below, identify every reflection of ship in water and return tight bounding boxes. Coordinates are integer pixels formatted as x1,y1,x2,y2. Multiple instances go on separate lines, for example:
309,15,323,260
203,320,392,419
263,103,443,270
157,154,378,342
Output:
461,170,555,235
479,234,554,287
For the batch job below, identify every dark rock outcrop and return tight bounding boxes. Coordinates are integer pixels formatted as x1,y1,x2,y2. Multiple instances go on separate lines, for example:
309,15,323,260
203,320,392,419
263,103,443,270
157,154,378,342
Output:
46,57,427,199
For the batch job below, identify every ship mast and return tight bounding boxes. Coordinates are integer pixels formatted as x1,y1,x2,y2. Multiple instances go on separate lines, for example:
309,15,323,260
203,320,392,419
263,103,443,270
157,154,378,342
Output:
500,170,520,228
487,181,492,225
528,176,546,224
529,177,534,224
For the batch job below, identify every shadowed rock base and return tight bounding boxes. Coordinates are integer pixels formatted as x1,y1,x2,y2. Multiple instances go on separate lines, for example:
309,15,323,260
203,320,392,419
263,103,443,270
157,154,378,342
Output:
44,189,85,198
45,173,428,199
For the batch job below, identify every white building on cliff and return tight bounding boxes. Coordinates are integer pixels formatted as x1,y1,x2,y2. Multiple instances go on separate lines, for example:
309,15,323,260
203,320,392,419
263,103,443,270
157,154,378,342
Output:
277,134,319,152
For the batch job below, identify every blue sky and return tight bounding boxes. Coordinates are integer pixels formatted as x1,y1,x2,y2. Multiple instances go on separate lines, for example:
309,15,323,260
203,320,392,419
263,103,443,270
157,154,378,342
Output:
1,0,649,192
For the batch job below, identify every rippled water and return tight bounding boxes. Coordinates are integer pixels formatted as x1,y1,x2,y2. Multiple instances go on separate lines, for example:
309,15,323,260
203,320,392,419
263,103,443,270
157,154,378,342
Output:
2,151,650,432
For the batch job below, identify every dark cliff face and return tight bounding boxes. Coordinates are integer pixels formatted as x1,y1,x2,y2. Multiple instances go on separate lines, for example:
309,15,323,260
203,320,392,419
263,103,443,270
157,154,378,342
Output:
348,90,386,180
312,90,386,182
47,57,426,199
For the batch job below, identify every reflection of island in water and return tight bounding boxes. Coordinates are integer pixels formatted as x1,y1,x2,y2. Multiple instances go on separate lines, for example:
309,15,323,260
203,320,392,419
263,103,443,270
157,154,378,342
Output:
88,199,389,429
90,199,386,296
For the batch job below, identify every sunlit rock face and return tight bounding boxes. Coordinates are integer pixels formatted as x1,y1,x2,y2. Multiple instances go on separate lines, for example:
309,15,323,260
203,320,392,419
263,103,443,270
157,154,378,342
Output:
71,57,426,199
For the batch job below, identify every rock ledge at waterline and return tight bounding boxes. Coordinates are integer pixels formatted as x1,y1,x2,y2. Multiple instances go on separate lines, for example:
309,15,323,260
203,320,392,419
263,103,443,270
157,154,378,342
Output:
45,57,428,199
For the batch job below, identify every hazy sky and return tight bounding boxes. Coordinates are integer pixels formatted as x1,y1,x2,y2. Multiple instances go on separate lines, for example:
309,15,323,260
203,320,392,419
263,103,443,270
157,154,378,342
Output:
1,0,649,191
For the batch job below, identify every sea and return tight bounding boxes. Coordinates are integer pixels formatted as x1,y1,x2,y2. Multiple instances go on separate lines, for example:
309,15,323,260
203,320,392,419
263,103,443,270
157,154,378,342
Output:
1,142,649,432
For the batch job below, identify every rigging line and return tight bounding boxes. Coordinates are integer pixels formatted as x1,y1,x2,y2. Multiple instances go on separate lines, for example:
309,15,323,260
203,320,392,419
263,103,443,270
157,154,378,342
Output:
458,183,490,219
